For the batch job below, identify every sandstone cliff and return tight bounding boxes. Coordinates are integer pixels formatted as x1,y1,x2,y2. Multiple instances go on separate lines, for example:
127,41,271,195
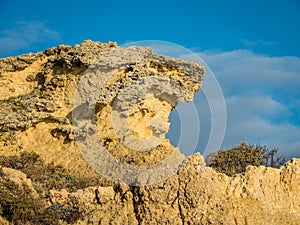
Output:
0,41,299,224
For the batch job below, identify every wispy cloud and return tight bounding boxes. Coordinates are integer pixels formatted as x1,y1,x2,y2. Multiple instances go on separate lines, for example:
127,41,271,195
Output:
0,20,61,57
241,38,276,47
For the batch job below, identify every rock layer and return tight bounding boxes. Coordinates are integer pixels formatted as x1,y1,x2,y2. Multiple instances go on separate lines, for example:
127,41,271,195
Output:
0,41,299,224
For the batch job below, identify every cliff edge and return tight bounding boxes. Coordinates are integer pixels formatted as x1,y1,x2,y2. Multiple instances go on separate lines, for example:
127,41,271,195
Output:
0,41,299,224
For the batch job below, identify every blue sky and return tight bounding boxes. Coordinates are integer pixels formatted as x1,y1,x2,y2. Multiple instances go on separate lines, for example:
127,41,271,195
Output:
1,0,300,57
1,0,300,159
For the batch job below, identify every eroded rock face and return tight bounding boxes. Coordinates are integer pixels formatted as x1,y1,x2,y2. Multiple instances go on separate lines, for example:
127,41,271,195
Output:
1,156,299,224
0,40,204,184
0,41,299,224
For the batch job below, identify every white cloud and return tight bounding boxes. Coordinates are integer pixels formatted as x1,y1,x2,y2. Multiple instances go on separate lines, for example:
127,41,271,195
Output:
0,20,61,56
224,95,300,155
226,95,289,122
196,50,300,159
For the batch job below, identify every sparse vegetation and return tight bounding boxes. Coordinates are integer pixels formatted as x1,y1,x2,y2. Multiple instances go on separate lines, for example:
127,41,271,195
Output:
206,142,286,176
0,168,58,224
0,151,101,224
0,151,101,192
48,203,83,224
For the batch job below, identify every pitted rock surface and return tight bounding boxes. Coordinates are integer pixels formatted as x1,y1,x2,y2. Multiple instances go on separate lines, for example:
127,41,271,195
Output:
0,41,299,224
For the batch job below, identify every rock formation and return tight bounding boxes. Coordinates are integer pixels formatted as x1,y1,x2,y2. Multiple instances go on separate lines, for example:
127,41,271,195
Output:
0,41,299,224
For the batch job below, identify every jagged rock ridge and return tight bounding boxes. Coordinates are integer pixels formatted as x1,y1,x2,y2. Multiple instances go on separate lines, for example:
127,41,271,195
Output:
0,41,299,224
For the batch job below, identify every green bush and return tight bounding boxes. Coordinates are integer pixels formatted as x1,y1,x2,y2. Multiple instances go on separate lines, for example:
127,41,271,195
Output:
206,142,285,176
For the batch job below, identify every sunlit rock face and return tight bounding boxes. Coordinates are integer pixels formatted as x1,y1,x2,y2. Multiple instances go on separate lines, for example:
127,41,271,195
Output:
0,41,299,224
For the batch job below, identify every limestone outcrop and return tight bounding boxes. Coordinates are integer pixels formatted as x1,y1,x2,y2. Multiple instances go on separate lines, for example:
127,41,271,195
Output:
0,41,299,224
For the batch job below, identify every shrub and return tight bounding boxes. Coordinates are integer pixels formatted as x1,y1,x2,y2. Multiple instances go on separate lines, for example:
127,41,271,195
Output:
206,142,285,176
